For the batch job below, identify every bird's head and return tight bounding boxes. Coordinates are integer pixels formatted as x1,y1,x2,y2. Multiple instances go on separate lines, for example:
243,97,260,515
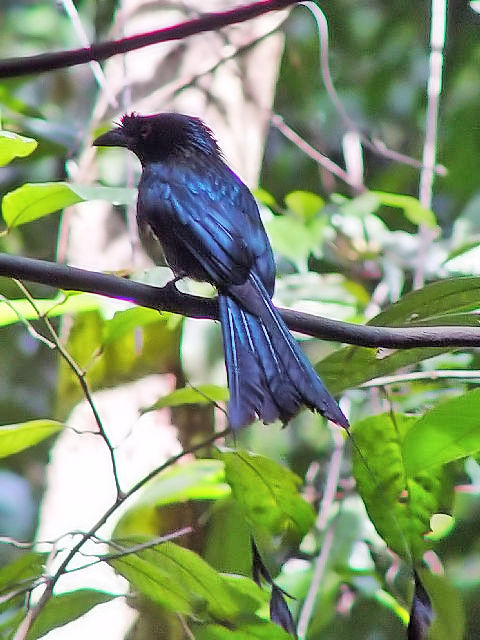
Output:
93,112,221,164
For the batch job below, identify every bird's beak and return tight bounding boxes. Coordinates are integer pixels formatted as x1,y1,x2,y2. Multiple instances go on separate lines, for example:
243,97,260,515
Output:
93,127,129,148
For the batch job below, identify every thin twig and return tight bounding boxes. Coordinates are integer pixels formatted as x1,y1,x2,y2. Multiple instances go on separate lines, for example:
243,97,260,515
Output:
414,0,447,289
13,280,123,500
297,427,344,638
0,0,299,78
63,527,193,574
60,0,117,107
299,2,446,177
12,426,230,640
361,368,480,388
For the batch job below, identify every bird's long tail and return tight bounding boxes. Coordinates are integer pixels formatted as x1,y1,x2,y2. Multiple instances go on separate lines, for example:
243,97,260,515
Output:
218,273,349,430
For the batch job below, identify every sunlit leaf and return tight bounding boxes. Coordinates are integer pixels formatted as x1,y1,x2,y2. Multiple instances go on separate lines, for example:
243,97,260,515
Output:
217,449,315,539
373,191,437,227
0,293,102,328
265,214,327,270
102,307,178,345
142,384,229,413
254,188,278,208
26,590,115,640
0,420,63,458
0,552,46,593
284,190,324,221
2,182,135,228
402,389,480,475
0,131,37,166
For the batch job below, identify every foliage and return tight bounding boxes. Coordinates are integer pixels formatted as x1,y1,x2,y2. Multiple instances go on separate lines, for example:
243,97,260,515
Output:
0,1,479,639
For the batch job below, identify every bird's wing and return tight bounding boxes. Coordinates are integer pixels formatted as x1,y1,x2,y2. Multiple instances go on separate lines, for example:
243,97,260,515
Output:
138,161,275,290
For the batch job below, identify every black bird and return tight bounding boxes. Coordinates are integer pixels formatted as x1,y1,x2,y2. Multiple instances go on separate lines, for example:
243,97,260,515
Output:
93,112,348,431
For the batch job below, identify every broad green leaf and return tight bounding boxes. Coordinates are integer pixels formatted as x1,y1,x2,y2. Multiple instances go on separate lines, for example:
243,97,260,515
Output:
265,214,327,270
217,449,315,539
102,307,180,346
403,389,480,475
368,276,480,326
285,190,324,221
2,182,135,228
142,384,229,413
0,293,102,328
110,550,196,615
0,131,37,166
0,552,46,593
110,541,252,620
352,413,454,562
0,420,63,458
372,191,437,227
204,498,252,576
317,345,447,395
26,590,115,640
113,460,230,538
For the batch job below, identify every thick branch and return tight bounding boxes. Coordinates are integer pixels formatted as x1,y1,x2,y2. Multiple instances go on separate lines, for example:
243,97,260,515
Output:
1,253,480,349
0,0,297,78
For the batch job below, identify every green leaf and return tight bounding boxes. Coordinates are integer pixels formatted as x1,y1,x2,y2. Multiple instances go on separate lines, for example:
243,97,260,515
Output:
142,384,229,413
372,191,437,227
57,308,181,416
368,276,480,327
253,188,277,208
0,420,63,458
265,214,327,270
217,449,315,539
113,459,230,538
0,131,37,166
0,552,46,593
0,293,102,328
284,190,324,221
352,412,454,562
110,541,252,620
204,498,252,576
2,182,135,228
110,548,196,615
402,388,480,475
317,345,447,395
26,590,115,640
192,620,292,639
102,307,178,346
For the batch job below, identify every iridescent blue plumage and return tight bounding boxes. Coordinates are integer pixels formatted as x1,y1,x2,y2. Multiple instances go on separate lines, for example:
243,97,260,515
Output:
93,112,348,430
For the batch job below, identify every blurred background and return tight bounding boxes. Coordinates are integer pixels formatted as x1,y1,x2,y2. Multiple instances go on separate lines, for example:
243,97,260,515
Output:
0,0,480,638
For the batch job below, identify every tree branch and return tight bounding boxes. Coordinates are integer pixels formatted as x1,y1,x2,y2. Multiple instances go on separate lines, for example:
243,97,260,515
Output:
2,253,480,349
0,0,297,78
